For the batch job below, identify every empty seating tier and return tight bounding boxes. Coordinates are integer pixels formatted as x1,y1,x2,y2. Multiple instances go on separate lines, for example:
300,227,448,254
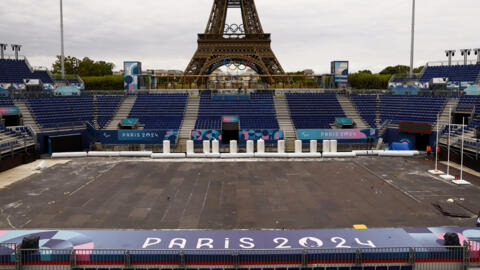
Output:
380,96,446,125
457,96,480,116
128,94,188,130
195,93,279,130
286,93,346,129
27,97,94,129
420,64,480,83
351,95,377,128
96,95,123,129
0,59,33,83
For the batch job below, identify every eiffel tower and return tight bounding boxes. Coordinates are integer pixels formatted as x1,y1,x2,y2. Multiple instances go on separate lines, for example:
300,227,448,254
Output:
185,0,285,80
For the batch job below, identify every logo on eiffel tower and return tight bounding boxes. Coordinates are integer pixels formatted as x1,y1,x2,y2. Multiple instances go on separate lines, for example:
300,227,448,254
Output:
185,0,285,80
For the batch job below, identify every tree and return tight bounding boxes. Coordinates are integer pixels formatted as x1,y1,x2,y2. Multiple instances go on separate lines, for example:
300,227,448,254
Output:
379,65,411,75
51,55,79,75
52,56,115,76
357,70,372,74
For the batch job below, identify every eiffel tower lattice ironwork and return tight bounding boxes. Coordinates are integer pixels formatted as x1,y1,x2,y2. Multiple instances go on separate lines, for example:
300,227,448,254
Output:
185,0,285,80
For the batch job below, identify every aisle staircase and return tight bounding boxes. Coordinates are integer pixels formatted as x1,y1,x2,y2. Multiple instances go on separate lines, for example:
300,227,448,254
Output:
13,100,40,133
105,96,137,130
177,94,200,151
273,95,297,151
435,98,459,130
336,95,370,128
92,95,100,129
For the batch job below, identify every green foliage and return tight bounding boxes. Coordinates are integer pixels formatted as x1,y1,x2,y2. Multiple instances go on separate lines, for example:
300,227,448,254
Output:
379,65,411,75
357,70,372,74
52,56,79,75
349,73,391,89
82,75,124,90
52,56,115,77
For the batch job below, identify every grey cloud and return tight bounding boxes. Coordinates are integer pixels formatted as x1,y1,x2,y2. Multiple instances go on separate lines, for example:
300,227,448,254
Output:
1,0,479,73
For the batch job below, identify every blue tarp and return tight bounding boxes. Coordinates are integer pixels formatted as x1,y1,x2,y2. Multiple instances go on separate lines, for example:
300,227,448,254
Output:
390,142,411,151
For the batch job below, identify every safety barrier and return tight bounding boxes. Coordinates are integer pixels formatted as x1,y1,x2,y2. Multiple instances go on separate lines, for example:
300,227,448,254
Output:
2,245,477,270
52,140,421,160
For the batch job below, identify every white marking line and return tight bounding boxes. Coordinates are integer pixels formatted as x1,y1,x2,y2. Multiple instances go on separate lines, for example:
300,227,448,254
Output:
200,178,212,216
6,215,15,229
69,178,97,197
160,188,181,222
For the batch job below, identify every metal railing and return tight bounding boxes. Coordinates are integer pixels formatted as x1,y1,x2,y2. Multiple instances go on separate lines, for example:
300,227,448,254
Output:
1,244,478,270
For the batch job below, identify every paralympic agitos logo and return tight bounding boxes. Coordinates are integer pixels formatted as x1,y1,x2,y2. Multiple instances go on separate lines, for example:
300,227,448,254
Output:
223,57,253,71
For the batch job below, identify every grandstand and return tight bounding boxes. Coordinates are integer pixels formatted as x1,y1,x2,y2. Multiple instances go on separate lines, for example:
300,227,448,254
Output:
128,94,188,130
286,93,345,129
195,92,279,130
420,64,480,83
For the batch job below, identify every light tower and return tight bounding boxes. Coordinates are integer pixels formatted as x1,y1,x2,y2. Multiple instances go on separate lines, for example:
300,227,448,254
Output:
445,50,455,66
409,0,416,78
0,43,7,59
474,48,480,64
11,44,22,60
60,0,65,80
460,49,471,65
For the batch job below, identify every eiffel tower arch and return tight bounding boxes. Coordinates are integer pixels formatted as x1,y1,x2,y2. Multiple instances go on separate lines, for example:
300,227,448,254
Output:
185,0,285,80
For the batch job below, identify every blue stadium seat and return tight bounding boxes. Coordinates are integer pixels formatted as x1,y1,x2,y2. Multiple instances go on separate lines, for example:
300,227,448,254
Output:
195,93,279,130
286,93,346,129
129,94,188,130
420,64,480,83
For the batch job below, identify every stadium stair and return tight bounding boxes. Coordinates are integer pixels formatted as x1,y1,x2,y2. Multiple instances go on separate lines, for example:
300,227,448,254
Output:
13,100,40,133
92,95,100,129
337,95,370,128
435,98,459,130
105,95,137,130
273,95,297,151
177,94,200,152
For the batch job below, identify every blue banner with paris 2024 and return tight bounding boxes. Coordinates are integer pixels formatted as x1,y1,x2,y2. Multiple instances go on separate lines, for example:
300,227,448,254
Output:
298,129,376,141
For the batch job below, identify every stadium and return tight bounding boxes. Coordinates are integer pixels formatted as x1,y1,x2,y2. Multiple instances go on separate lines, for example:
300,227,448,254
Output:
1,0,480,269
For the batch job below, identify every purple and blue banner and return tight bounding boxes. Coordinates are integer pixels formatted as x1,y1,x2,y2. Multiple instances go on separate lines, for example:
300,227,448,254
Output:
95,129,178,144
0,227,479,250
297,129,377,141
239,129,284,143
124,61,142,93
0,106,19,115
222,115,239,123
191,129,222,142
191,130,284,143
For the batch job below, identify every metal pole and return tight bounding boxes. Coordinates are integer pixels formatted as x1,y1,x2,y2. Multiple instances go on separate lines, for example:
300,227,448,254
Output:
435,113,439,171
409,0,416,78
460,117,464,180
447,106,451,176
60,0,65,80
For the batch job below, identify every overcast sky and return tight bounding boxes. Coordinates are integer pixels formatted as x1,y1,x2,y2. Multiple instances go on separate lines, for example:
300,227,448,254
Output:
1,0,479,73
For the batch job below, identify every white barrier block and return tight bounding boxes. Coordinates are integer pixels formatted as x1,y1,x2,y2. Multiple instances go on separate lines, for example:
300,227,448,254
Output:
330,140,338,153
278,140,285,154
212,140,220,154
379,151,414,157
52,152,87,158
230,140,238,154
186,140,194,154
257,140,265,153
323,140,331,153
255,153,290,158
310,140,318,153
203,140,211,154
246,140,254,154
295,140,302,153
119,151,153,157
163,140,171,154
221,153,255,158
288,153,322,158
323,152,356,158
88,151,121,157
151,153,186,159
